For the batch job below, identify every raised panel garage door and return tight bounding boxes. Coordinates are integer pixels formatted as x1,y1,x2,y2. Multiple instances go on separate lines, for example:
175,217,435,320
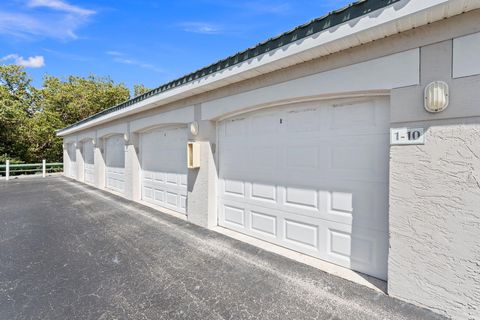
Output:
105,135,125,193
218,97,390,280
140,126,188,214
67,143,76,179
83,140,95,184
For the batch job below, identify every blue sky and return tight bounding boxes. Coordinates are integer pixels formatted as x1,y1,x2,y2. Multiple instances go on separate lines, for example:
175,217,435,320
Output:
0,0,352,93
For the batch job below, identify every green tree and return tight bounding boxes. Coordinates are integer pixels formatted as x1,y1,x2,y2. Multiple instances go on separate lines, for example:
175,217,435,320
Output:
0,66,132,163
133,84,151,97
40,75,130,125
29,75,131,162
0,65,34,162
23,110,64,162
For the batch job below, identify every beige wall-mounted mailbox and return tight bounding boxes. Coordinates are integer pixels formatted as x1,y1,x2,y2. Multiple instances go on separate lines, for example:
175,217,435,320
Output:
187,141,200,169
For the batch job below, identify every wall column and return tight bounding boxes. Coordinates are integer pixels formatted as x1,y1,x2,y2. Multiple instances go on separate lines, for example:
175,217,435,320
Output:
124,132,141,202
94,138,106,189
187,119,217,228
62,143,68,177
75,142,84,182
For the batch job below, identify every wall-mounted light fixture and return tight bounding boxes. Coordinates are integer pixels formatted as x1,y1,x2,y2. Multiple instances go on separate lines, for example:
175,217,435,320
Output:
424,81,449,113
190,121,199,136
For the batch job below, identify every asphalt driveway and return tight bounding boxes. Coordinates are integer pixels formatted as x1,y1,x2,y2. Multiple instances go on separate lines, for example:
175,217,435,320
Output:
0,176,444,320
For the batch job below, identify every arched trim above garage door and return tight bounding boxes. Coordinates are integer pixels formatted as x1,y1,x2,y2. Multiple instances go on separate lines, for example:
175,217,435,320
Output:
97,123,128,139
77,130,96,143
130,105,194,133
214,90,390,122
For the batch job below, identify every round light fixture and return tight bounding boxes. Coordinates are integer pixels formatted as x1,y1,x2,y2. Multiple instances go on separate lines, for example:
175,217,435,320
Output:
424,81,449,113
190,121,199,136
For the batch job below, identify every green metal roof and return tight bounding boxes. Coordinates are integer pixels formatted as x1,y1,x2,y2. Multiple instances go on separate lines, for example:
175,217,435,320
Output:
58,0,401,133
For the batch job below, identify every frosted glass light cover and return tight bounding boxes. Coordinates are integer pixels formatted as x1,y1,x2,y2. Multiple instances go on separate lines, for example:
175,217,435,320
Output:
424,81,449,113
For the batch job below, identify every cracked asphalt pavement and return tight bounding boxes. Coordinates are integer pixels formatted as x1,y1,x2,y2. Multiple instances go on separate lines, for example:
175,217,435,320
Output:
0,176,445,320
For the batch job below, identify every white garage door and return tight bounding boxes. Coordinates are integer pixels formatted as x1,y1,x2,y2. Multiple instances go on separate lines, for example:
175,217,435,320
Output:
140,126,188,214
67,143,76,178
218,98,389,280
83,140,95,185
105,135,125,193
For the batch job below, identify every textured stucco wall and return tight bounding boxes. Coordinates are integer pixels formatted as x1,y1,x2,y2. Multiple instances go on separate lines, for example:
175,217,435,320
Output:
389,121,480,319
75,145,84,182
62,146,68,177
124,137,141,202
186,118,218,228
93,141,105,189
388,38,480,320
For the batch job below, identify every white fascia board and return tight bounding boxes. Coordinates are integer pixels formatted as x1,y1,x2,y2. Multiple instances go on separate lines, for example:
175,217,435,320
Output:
57,0,479,137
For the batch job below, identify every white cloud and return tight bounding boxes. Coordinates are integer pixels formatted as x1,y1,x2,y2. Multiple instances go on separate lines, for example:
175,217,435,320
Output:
1,54,45,68
27,0,95,16
106,51,163,73
0,1,95,40
178,22,222,35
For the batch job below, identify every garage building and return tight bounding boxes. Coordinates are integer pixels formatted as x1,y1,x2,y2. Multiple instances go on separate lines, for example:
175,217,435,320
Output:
57,1,480,319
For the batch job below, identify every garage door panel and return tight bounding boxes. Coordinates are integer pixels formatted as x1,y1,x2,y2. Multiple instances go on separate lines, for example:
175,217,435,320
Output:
143,185,154,200
84,164,94,184
224,118,247,137
251,183,277,202
249,146,277,169
224,180,245,195
285,108,323,133
223,204,246,227
326,224,388,279
284,219,319,249
141,127,187,214
67,143,77,178
330,100,389,131
219,97,389,280
83,140,95,184
251,114,279,134
250,210,277,237
284,186,318,209
331,101,377,128
106,167,125,192
222,178,387,231
180,175,187,187
220,197,387,279
105,135,125,193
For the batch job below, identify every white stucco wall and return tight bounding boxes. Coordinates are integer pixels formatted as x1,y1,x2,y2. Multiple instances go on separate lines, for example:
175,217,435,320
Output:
388,39,480,319
389,120,480,319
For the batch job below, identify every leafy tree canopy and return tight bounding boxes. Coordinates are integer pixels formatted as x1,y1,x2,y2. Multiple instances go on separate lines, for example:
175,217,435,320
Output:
133,83,151,97
0,65,140,163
